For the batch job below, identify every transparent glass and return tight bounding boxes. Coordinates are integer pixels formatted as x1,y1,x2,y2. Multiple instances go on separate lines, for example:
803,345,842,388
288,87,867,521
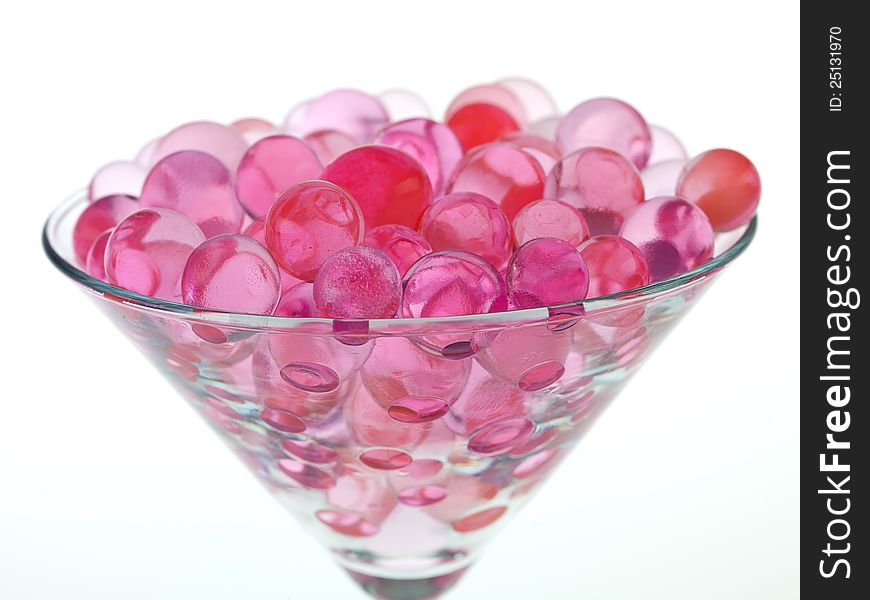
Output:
44,191,756,600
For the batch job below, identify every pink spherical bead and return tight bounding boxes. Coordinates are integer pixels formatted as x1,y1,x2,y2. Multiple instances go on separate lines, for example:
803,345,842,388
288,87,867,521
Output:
321,145,433,229
447,142,545,220
556,98,652,169
181,234,281,314
230,117,278,144
506,238,589,308
373,118,463,196
544,147,644,236
525,116,559,140
578,235,651,297
420,192,512,271
274,281,317,318
303,130,357,165
284,89,388,143
497,78,558,123
476,325,570,391
234,135,323,218
73,194,139,266
152,121,248,171
501,132,561,174
648,125,688,165
364,224,432,277
88,160,147,201
140,150,244,237
446,84,527,126
511,199,590,248
313,246,401,319
264,180,364,281
85,229,112,281
446,103,520,153
641,159,686,199
676,148,761,232
242,217,304,292
105,208,205,301
378,89,431,121
619,196,714,282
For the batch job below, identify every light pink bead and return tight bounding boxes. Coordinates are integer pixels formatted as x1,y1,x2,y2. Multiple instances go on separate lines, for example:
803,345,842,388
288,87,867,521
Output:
140,150,244,237
476,325,570,391
373,118,463,196
497,78,558,123
544,147,644,236
327,468,398,526
85,229,112,281
314,246,401,319
234,135,323,218
447,142,546,220
264,181,364,281
105,208,205,301
88,161,147,201
345,384,428,449
274,282,317,317
420,192,512,271
556,98,652,169
578,235,651,297
511,199,590,248
364,224,432,276
619,196,714,282
425,474,499,523
242,217,303,292
378,89,431,121
506,238,589,308
152,121,248,171
641,159,687,198
73,194,139,266
501,132,561,174
525,116,559,140
303,130,357,165
181,234,281,314
648,125,688,165
447,366,528,435
135,138,159,166
230,117,278,144
446,83,527,126
284,89,388,143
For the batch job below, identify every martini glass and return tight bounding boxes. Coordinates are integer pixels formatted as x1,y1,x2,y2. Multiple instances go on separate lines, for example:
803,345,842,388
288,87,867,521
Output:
43,191,756,600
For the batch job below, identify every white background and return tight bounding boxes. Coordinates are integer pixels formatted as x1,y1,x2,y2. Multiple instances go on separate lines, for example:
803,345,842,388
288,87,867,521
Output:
0,1,799,598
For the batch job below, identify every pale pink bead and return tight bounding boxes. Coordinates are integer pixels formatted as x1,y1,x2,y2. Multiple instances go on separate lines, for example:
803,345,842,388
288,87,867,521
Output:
446,83,527,126
327,468,399,526
264,181,364,281
446,365,528,435
140,150,244,237
88,160,147,201
476,324,570,391
648,125,688,164
420,192,512,271
425,474,499,523
266,333,370,396
345,384,428,449
506,238,589,308
364,224,432,276
105,207,205,301
234,135,323,218
544,147,644,235
556,98,652,169
525,116,559,140
181,234,281,314
373,118,463,195
501,132,561,174
284,89,388,143
230,117,278,144
135,138,159,166
152,121,248,170
447,142,546,220
578,235,651,297
313,246,402,319
274,282,317,317
303,130,357,164
511,199,590,248
378,89,431,121
619,196,714,282
85,230,112,281
641,160,687,198
497,78,558,123
242,217,304,292
73,194,139,266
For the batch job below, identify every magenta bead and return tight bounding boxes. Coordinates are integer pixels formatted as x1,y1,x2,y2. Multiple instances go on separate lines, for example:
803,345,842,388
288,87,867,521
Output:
619,196,715,282
73,194,139,266
235,135,323,218
264,181,364,281
152,121,248,171
242,217,304,292
181,234,281,314
578,235,651,297
274,282,318,318
446,83,527,126
544,147,644,236
105,208,205,301
303,130,357,165
648,125,688,165
284,89,388,143
88,161,147,201
84,229,112,281
511,199,590,248
364,224,432,276
140,150,244,237
556,98,652,169
497,78,558,123
506,238,589,308
641,160,687,199
313,246,401,319
501,132,561,174
374,118,463,195
230,117,278,144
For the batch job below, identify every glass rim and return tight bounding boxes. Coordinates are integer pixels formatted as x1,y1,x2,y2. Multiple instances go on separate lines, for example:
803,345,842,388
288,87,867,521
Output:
43,190,757,334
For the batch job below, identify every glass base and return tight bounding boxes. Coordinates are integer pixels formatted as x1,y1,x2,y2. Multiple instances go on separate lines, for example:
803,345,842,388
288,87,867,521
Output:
345,566,469,600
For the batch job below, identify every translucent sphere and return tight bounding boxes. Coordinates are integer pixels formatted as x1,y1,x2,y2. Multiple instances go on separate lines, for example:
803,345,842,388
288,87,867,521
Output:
556,98,652,169
88,160,147,201
303,130,357,165
284,89,388,143
364,224,432,276
313,246,402,319
446,103,520,152
578,235,650,297
151,121,248,171
640,159,686,199
73,194,139,266
648,125,688,165
446,84,527,126
230,117,278,144
506,238,589,308
511,199,589,248
378,89,431,121
497,78,558,123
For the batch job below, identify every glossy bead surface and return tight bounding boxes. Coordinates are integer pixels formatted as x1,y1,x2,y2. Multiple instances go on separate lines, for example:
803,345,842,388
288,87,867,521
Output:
641,160,686,199
284,89,388,143
506,238,589,308
556,98,652,169
313,246,401,319
511,199,589,248
374,118,463,196
648,125,688,165
364,224,432,276
303,130,357,165
88,161,147,201
73,194,139,266
446,103,520,152
497,78,558,123
446,84,526,126
578,235,650,297
152,121,248,170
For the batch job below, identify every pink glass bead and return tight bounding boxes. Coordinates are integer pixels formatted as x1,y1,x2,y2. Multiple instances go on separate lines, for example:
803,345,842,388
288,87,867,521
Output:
378,89,431,121
446,103,520,153
328,468,399,526
425,474,498,523
234,135,323,218
648,125,688,165
135,138,159,166
105,207,205,301
448,367,527,435
140,150,244,237
284,89,388,143
230,117,278,144
446,84,527,126
544,147,644,236
313,246,402,319
641,160,687,198
525,116,559,140
303,130,357,165
511,199,590,248
476,325,570,391
264,180,364,281
497,78,558,123
242,217,303,292
359,448,413,470
556,98,652,169
447,142,546,220
85,229,112,281
364,224,432,276
619,196,715,282
373,118,463,196
181,234,281,314
321,145,433,229
501,132,561,174
506,238,589,308
73,194,139,266
274,282,317,317
398,485,447,507
420,192,512,271
578,235,651,297
346,385,428,449
88,161,147,201
152,121,248,170
676,148,761,232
